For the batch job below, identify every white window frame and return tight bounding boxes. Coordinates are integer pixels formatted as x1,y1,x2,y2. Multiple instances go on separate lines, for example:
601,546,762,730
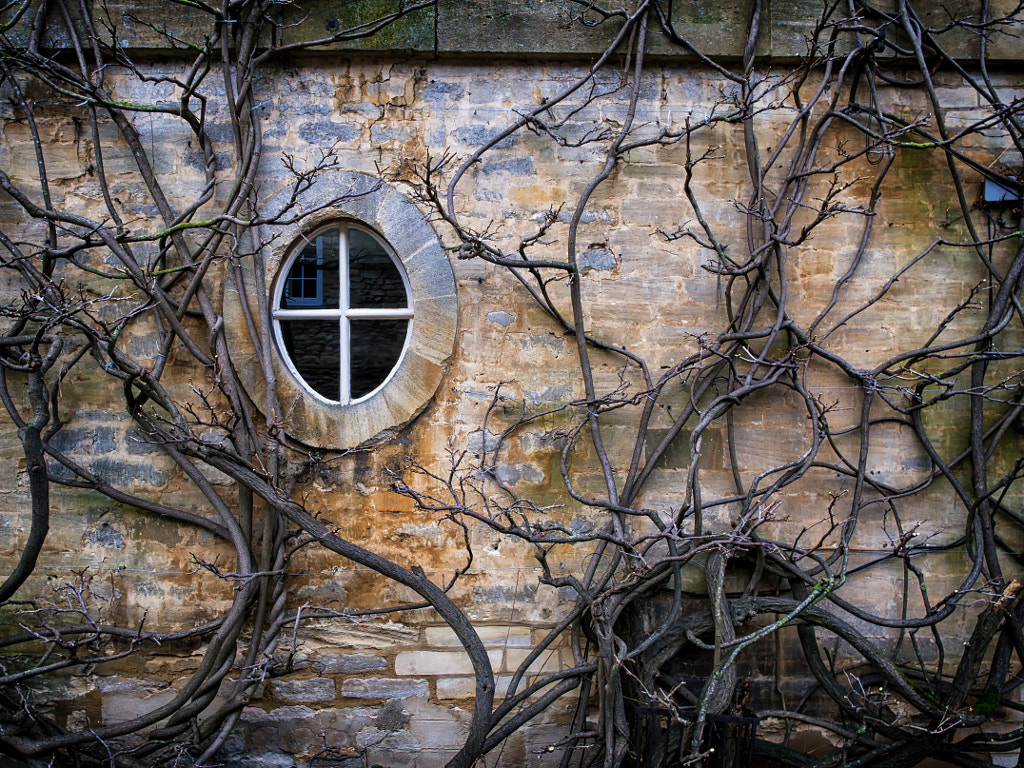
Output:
283,234,325,307
272,222,414,404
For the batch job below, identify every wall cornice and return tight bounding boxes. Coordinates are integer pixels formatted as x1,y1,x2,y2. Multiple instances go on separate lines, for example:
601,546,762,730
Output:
5,0,1021,63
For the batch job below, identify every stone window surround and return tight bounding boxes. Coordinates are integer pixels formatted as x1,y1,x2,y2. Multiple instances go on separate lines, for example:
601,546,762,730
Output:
223,171,457,449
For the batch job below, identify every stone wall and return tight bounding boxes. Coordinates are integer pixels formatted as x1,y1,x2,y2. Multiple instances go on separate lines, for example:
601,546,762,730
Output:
1,23,1023,768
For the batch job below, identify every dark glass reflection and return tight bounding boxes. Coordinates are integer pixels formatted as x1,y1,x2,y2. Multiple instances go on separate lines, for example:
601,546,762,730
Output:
280,229,340,309
349,229,407,309
350,319,408,398
280,320,340,400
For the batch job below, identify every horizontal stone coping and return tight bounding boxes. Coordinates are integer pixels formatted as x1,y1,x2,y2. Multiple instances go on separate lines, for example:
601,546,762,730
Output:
10,0,1020,63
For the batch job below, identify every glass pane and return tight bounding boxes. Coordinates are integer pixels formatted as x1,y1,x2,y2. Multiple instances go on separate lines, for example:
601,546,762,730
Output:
280,320,340,400
280,229,340,309
350,319,408,399
349,229,407,309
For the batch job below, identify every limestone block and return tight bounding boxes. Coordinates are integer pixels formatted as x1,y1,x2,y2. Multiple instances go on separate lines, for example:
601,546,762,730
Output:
437,675,515,700
394,649,503,676
95,676,177,724
355,724,420,750
504,648,566,676
424,625,532,647
341,677,429,700
315,653,388,674
302,619,419,650
270,677,336,703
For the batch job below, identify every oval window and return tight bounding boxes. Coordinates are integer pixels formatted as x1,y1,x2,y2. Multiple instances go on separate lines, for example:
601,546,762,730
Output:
222,172,457,450
272,222,413,403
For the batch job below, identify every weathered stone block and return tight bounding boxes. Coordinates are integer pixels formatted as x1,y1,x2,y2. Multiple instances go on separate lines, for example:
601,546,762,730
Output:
394,649,503,676
315,653,388,674
96,677,177,724
504,648,566,675
341,677,429,700
424,625,532,647
437,675,515,700
270,676,336,703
